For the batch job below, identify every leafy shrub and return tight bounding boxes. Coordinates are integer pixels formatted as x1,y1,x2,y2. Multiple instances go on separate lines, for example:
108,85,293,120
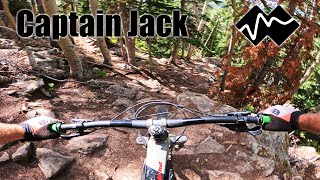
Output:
292,67,320,112
93,68,107,78
8,0,31,15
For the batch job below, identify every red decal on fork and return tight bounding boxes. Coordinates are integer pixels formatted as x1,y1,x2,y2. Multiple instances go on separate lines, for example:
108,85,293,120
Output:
157,162,163,180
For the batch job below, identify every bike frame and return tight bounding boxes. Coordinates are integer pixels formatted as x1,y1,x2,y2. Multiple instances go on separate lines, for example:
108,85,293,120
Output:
143,134,170,180
140,127,183,180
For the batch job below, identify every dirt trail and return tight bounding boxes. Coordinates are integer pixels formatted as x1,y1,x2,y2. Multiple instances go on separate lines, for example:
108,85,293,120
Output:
0,37,291,180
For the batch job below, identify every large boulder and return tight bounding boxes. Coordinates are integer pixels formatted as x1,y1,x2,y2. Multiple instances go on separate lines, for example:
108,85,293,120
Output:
173,92,291,179
176,91,237,113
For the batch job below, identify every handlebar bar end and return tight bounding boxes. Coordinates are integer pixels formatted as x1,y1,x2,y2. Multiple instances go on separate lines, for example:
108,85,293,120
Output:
49,122,62,133
260,115,271,125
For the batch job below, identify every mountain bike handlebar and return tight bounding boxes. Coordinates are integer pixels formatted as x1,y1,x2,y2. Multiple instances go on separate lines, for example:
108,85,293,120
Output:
49,114,271,133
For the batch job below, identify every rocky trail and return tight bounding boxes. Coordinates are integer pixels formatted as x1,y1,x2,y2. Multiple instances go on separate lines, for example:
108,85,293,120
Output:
0,35,319,180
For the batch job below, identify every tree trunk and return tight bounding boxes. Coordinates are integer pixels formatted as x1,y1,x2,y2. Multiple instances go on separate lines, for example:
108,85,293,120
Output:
249,57,276,94
220,0,237,91
126,37,136,66
147,38,153,70
38,0,60,49
145,0,153,70
31,0,38,15
170,0,186,64
1,0,15,30
120,3,136,66
169,41,179,65
89,0,112,65
287,2,319,98
299,53,320,85
119,37,127,61
70,0,75,11
186,0,207,61
36,0,45,13
261,0,270,11
63,0,75,12
181,42,185,58
287,1,296,14
63,2,68,14
200,17,219,57
42,0,83,79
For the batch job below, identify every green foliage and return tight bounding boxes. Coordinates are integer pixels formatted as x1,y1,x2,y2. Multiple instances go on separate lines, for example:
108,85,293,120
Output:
292,76,320,112
135,38,148,53
77,0,90,14
8,0,31,15
150,38,175,58
201,2,233,57
242,104,255,112
47,82,55,91
295,131,320,152
93,68,107,78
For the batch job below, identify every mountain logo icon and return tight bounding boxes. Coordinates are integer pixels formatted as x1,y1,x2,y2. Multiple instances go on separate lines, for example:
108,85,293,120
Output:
236,5,299,46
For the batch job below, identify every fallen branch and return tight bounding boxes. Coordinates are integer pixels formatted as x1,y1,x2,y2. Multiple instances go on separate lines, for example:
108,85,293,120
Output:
84,60,136,78
30,70,99,87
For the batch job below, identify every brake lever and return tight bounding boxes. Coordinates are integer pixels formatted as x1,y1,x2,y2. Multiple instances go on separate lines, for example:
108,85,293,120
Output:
221,123,262,136
59,119,96,140
224,111,266,135
60,130,94,140
227,111,251,116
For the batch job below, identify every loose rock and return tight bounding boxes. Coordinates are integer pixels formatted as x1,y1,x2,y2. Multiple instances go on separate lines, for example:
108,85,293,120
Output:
25,108,56,119
251,155,275,177
291,176,303,180
112,98,134,109
289,146,318,160
65,133,107,154
138,79,162,92
12,142,33,162
106,85,138,99
9,76,45,94
37,148,74,179
25,78,45,94
235,162,254,174
0,152,10,164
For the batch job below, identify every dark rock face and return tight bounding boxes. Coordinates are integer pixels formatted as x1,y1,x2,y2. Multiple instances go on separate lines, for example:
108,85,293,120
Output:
173,91,292,179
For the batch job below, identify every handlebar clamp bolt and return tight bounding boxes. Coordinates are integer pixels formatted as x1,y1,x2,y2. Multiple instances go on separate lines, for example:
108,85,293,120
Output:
148,125,168,142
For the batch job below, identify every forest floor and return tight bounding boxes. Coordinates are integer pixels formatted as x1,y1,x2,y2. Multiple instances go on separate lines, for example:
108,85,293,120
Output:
0,36,318,180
